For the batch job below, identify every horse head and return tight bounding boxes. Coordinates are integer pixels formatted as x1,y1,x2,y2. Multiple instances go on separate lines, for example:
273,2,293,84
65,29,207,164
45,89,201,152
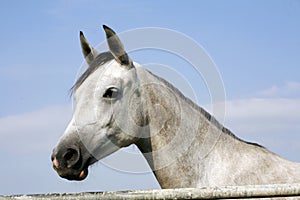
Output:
51,25,146,180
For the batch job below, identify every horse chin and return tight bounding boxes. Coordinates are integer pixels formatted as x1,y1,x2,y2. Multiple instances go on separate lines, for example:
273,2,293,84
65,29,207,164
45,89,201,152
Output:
57,167,89,181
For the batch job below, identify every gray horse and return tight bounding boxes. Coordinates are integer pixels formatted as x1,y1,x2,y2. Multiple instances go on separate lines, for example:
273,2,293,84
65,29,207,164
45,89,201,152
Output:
51,25,300,188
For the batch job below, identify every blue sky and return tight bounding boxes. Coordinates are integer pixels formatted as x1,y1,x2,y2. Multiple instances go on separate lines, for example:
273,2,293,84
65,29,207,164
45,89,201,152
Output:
0,0,300,195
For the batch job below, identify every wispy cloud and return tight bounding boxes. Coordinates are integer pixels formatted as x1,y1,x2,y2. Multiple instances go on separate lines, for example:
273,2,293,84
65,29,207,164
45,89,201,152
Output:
219,98,300,161
258,81,300,98
0,105,72,155
223,98,300,133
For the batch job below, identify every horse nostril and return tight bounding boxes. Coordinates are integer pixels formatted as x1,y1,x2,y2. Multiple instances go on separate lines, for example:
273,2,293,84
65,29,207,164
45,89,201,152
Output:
63,148,80,168
64,149,76,161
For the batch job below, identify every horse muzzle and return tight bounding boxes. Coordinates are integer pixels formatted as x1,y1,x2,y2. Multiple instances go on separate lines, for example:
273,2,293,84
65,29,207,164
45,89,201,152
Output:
51,144,95,181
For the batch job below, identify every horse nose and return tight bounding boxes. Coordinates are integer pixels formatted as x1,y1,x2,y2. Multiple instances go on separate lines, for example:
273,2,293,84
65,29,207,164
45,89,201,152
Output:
51,146,81,170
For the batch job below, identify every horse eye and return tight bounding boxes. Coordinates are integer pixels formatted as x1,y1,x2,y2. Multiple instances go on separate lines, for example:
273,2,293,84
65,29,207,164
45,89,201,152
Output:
103,87,120,99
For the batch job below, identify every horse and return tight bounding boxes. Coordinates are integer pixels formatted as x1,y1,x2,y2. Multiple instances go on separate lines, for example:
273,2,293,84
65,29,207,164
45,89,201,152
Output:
51,25,300,188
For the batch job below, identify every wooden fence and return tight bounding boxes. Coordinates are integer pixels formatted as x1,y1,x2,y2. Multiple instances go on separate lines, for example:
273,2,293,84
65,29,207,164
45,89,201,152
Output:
1,183,300,200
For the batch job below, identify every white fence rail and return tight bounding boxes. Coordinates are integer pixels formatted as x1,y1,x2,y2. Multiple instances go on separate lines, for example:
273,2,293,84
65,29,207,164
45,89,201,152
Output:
2,183,300,199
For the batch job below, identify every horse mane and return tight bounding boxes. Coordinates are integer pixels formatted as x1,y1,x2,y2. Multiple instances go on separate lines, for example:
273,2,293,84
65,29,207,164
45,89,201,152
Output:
148,70,265,149
70,51,114,94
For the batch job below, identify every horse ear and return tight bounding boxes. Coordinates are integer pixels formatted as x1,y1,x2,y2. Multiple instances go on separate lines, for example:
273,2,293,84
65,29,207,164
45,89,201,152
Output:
80,31,99,66
103,25,133,69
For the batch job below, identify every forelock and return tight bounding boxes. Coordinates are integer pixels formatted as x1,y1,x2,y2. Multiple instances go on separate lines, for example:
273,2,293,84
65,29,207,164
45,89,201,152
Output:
70,52,114,94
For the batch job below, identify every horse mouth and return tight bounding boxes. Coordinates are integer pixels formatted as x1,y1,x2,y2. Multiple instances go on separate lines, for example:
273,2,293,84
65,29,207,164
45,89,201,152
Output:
53,156,97,181
56,168,89,181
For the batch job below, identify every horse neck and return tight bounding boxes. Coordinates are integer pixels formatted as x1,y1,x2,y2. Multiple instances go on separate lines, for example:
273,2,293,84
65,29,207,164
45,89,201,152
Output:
135,68,232,187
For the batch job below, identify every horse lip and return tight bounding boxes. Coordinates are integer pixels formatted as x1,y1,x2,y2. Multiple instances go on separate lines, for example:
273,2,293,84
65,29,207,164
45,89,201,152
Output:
56,166,89,181
65,168,88,181
54,156,97,181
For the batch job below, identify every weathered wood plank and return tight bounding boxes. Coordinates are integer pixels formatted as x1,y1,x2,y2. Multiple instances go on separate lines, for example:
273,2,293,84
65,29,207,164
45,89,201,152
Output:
1,183,300,200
